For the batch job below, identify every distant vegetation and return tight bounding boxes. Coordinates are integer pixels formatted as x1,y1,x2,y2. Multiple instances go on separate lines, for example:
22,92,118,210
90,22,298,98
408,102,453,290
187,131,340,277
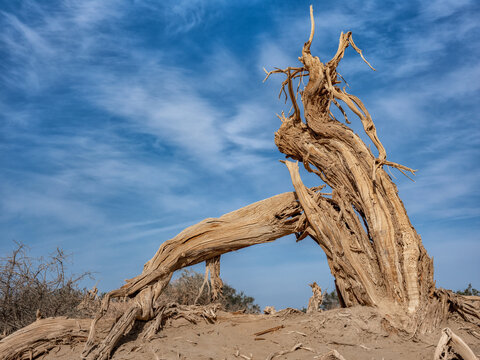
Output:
320,289,340,310
161,269,260,313
455,284,479,296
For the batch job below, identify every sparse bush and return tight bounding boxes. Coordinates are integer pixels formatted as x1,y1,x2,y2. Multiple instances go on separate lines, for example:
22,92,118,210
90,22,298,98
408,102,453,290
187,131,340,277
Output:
455,284,479,296
161,269,260,313
0,242,92,335
320,289,340,310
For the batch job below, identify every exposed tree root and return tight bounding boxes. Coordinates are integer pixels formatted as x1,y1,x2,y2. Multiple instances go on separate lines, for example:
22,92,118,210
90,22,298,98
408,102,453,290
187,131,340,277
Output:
82,302,219,360
142,303,218,341
195,255,223,304
83,304,141,360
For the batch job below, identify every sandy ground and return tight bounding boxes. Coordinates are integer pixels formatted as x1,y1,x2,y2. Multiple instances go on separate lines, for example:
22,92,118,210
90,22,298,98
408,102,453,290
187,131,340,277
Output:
44,306,480,360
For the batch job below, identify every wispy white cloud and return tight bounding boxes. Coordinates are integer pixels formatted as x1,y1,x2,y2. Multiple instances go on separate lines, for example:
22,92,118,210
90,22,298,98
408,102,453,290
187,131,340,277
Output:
400,148,480,221
132,0,247,34
0,131,189,227
420,0,474,20
222,102,273,150
91,73,226,164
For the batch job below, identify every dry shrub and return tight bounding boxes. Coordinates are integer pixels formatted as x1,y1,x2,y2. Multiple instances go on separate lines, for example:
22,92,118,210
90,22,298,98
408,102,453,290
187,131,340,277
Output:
160,269,260,313
321,289,340,310
0,241,93,336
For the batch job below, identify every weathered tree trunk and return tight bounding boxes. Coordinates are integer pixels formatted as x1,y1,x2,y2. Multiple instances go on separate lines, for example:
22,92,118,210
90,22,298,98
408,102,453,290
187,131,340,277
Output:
272,48,433,318
266,6,479,332
263,7,433,318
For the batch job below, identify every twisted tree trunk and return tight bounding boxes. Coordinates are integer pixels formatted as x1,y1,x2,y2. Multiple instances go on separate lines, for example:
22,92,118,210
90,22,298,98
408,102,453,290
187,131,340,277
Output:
267,7,479,332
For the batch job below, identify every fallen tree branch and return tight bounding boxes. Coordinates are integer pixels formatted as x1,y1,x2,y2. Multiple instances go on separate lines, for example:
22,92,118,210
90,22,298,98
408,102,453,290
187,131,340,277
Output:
0,317,91,360
80,192,303,359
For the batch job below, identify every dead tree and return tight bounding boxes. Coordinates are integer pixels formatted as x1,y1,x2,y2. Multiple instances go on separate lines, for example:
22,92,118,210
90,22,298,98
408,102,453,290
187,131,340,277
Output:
1,6,479,360
266,7,480,334
307,282,323,313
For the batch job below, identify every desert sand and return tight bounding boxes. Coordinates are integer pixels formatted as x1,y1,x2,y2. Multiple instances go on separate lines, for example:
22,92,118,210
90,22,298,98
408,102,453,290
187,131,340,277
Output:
42,306,480,359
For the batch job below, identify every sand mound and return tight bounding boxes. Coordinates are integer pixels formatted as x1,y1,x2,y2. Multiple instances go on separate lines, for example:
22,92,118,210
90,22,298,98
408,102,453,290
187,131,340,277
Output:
34,306,479,359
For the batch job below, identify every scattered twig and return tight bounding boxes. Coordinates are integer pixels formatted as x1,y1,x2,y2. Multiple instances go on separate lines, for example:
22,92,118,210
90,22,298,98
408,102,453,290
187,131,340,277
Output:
234,349,253,360
327,341,357,347
459,326,480,340
266,343,314,360
253,325,285,337
313,349,347,360
286,330,307,336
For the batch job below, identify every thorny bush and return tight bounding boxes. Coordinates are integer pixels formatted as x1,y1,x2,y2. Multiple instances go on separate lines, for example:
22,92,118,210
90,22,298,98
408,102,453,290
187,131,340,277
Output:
160,269,260,313
0,241,93,336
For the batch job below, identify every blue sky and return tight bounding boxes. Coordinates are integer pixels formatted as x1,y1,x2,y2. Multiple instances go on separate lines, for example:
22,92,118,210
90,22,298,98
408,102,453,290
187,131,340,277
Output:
1,0,479,309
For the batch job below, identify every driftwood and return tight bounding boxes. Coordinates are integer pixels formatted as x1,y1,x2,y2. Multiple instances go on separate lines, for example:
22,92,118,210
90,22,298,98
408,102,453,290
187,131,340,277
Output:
433,328,478,360
0,317,91,360
2,5,480,360
266,342,315,360
316,350,348,360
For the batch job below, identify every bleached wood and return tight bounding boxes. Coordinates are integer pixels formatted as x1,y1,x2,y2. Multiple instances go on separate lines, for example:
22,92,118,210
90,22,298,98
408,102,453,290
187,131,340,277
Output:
433,327,478,360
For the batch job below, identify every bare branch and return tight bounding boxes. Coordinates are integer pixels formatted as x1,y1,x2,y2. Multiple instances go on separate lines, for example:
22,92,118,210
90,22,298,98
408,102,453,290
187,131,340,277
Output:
305,5,315,52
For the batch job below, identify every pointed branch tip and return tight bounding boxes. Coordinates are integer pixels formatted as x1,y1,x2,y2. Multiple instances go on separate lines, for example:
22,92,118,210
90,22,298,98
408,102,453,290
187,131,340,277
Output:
307,5,315,48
